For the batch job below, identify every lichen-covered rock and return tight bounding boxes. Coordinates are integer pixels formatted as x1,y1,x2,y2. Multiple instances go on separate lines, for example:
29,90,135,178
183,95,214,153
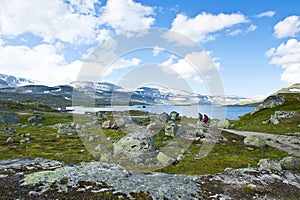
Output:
257,159,282,171
157,152,176,165
164,122,184,137
0,112,19,125
114,131,155,159
280,156,299,170
158,112,170,122
147,122,162,132
216,119,231,129
263,110,298,125
243,135,266,147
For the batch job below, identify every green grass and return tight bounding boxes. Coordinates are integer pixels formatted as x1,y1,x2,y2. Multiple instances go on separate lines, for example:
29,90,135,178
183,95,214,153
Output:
157,131,290,175
0,102,298,174
231,93,300,135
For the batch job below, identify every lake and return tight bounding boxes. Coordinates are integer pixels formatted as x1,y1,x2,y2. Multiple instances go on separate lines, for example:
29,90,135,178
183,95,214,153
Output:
69,104,256,120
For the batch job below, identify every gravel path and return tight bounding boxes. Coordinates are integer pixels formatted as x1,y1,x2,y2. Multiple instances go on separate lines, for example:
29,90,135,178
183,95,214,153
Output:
223,129,300,157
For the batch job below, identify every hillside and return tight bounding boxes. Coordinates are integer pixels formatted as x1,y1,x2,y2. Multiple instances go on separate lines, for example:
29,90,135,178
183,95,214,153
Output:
231,91,300,135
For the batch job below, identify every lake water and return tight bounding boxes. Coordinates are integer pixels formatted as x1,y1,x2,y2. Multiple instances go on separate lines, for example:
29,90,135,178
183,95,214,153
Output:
69,104,255,120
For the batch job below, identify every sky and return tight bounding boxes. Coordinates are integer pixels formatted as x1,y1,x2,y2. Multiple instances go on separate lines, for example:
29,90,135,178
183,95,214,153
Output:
0,0,299,99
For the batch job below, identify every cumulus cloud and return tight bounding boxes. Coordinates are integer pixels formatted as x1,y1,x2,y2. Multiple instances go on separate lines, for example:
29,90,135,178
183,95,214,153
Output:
0,43,82,85
153,45,165,56
170,12,248,42
0,0,102,44
266,39,300,85
274,16,300,38
161,51,220,79
100,0,155,33
255,11,275,18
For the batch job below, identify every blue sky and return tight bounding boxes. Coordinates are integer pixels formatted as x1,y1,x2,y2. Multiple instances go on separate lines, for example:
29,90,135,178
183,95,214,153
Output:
0,0,299,99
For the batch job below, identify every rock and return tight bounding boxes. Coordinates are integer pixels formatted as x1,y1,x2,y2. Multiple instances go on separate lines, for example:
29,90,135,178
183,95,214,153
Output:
147,122,162,132
280,156,299,170
165,122,184,137
114,131,156,159
6,137,14,143
254,94,285,113
158,112,170,122
0,127,17,134
265,111,298,125
257,159,282,171
27,115,42,123
243,135,266,147
0,112,19,125
216,119,231,129
89,136,94,141
157,152,176,165
115,118,126,128
57,127,78,135
169,111,179,121
101,120,114,129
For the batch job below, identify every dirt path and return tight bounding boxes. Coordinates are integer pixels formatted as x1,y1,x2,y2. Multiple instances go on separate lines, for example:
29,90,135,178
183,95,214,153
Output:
223,129,300,157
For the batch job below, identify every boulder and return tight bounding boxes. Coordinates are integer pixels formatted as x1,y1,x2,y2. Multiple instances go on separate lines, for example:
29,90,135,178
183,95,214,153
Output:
101,120,114,129
280,156,299,170
115,118,126,128
216,119,231,129
158,112,170,122
6,137,14,143
257,159,282,171
157,152,176,165
243,135,266,147
114,131,155,159
147,122,162,132
0,127,17,134
165,122,184,137
264,111,298,125
27,115,42,123
169,111,179,121
0,112,19,125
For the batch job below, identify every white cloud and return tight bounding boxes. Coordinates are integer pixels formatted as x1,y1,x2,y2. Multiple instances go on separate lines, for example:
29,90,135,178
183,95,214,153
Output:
255,11,275,18
100,0,155,33
247,24,257,32
266,39,300,85
170,12,248,42
103,57,141,77
161,51,220,79
0,0,100,44
274,16,300,38
0,43,82,85
228,29,242,36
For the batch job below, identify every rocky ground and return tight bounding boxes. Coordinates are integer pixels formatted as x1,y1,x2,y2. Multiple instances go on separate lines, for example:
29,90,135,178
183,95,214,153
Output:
0,158,299,200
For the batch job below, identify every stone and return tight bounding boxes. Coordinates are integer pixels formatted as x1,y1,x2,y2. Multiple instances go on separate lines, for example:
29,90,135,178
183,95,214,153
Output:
115,118,126,128
101,120,114,129
216,119,231,129
157,152,176,165
147,122,162,132
27,115,41,123
6,137,14,143
257,159,282,171
165,122,185,137
114,131,156,159
0,127,17,134
89,136,94,141
158,112,170,122
280,156,299,170
243,135,266,147
0,112,19,125
169,111,179,121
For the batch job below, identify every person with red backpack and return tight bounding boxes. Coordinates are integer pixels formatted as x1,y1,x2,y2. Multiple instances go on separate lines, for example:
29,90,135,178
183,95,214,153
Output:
203,114,209,127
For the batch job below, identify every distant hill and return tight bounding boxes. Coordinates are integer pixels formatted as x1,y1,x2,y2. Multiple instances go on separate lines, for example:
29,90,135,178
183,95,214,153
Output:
0,73,34,88
273,83,300,94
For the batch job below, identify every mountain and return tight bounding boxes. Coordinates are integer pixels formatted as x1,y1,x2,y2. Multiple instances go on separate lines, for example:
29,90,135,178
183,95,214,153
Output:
0,73,34,88
0,80,253,107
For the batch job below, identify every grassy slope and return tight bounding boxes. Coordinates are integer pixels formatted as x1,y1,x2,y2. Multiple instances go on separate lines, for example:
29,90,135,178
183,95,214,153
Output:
230,93,300,135
0,100,294,174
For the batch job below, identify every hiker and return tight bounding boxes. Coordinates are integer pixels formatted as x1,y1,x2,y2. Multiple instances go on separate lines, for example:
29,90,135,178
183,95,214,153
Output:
203,114,209,127
197,112,203,126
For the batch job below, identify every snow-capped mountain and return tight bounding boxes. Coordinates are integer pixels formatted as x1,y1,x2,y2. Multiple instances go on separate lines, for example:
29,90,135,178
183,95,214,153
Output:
0,78,254,106
0,73,34,88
